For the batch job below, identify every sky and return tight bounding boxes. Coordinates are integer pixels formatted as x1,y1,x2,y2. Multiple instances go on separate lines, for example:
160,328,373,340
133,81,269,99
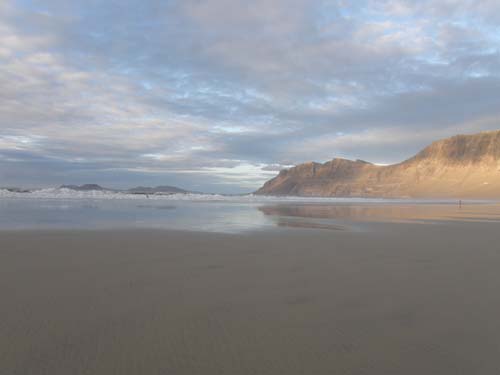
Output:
1,0,500,193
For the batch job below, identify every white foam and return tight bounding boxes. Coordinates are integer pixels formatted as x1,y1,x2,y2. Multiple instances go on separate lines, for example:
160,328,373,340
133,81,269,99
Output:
0,188,224,201
0,188,474,204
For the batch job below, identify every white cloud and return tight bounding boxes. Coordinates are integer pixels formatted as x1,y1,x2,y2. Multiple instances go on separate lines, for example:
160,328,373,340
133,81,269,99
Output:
1,0,499,191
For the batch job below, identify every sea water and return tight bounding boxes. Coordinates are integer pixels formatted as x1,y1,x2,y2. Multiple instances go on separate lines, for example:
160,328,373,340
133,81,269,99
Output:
0,188,499,232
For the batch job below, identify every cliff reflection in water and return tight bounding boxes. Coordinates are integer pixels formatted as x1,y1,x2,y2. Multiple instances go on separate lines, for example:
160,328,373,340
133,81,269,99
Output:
258,202,500,226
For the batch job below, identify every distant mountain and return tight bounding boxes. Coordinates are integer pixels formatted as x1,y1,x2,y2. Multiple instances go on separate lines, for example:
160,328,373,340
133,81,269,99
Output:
59,184,190,194
255,130,500,198
0,187,31,193
127,185,188,194
60,184,108,191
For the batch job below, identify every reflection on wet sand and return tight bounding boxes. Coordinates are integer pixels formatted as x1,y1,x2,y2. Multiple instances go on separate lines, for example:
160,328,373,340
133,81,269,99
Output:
274,217,346,230
259,202,500,227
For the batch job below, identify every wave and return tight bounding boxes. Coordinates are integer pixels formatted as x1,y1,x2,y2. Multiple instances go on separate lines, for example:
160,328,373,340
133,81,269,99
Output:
0,188,476,204
0,188,224,201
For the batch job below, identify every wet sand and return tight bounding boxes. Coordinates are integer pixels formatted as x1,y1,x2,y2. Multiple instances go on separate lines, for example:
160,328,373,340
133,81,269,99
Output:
2,223,500,374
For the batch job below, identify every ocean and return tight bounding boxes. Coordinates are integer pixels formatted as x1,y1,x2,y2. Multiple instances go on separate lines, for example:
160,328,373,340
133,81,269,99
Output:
1,188,499,232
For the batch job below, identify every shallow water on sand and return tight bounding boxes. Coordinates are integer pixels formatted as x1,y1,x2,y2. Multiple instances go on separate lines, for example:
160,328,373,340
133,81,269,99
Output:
1,194,500,232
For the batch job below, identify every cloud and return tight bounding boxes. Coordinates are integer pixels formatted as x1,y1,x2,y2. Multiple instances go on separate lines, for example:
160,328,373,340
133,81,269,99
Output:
1,0,499,192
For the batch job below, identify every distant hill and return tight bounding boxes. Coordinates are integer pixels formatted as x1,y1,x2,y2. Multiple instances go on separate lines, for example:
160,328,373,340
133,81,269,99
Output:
0,187,31,193
59,184,190,194
60,184,108,191
127,185,188,194
255,130,500,198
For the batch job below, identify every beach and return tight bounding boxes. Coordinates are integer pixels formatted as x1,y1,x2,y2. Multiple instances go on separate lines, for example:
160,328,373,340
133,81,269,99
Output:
2,222,500,374
3,0,500,373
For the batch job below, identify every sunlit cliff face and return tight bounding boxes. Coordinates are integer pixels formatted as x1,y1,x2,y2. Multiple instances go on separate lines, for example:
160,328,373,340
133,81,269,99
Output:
1,0,500,192
256,131,500,198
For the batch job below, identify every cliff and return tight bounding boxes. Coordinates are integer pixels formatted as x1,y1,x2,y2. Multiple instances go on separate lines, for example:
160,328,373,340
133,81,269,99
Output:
255,131,500,198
